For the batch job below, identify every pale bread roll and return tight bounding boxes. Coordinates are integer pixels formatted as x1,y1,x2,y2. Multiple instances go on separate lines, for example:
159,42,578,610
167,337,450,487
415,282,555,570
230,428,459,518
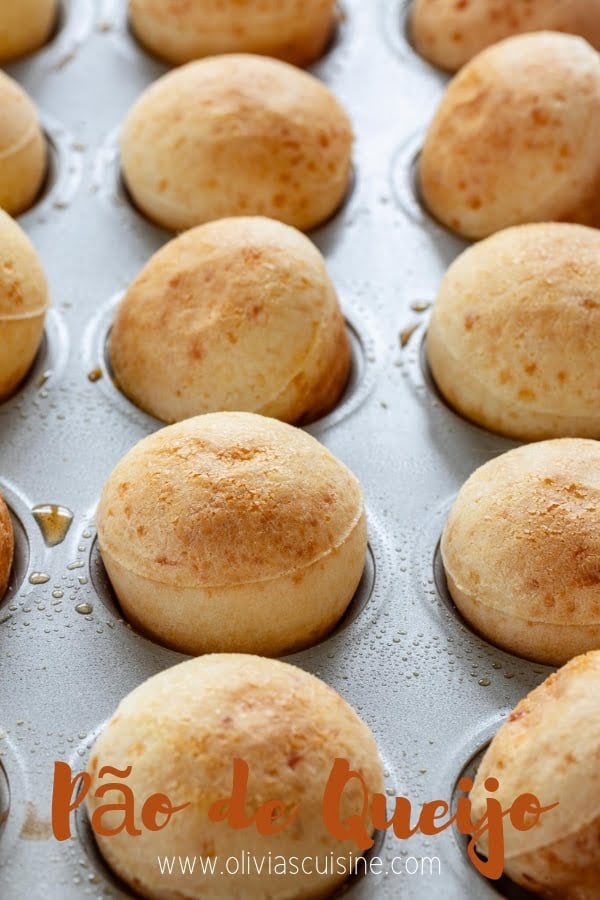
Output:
129,0,337,67
0,496,14,599
97,412,367,656
109,217,350,424
419,32,600,239
441,439,600,665
0,209,49,401
427,223,600,441
86,654,384,899
471,651,600,897
120,54,353,232
410,0,600,72
0,0,57,62
0,71,47,217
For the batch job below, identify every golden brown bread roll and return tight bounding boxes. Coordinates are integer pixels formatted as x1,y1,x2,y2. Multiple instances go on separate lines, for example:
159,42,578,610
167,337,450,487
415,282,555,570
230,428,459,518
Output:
419,32,600,239
0,209,49,401
441,439,600,666
0,496,14,599
87,654,384,899
129,0,337,67
410,0,600,72
97,412,367,656
0,0,57,62
426,223,600,441
0,71,47,217
120,54,353,232
109,216,350,424
471,651,600,898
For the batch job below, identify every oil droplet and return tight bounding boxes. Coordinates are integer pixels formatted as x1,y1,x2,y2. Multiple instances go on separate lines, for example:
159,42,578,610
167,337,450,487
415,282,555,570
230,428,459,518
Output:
52,590,64,599
478,677,491,687
29,572,50,585
75,602,93,615
399,322,420,348
410,300,431,313
32,504,73,548
66,560,84,570
87,367,103,383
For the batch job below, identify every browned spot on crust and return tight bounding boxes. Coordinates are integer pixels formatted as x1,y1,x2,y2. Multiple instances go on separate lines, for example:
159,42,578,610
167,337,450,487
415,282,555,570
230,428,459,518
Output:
215,445,265,463
127,742,146,756
188,338,204,361
155,555,177,566
518,388,535,401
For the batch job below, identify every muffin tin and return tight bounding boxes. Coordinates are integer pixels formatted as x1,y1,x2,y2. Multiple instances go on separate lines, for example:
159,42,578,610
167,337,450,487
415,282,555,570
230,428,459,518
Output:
0,1,554,897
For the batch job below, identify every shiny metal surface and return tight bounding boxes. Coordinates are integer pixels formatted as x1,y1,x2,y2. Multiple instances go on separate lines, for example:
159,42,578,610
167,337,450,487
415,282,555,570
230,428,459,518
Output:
0,2,548,896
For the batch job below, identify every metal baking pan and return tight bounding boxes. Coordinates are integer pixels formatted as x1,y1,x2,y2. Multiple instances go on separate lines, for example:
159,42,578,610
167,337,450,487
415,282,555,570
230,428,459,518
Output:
0,1,553,896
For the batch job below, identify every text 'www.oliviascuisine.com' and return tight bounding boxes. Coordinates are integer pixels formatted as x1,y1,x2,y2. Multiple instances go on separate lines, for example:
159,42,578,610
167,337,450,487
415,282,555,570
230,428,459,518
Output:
156,853,442,878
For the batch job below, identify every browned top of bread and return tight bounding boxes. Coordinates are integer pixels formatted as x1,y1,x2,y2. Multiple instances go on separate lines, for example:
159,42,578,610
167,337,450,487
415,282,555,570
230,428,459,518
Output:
109,216,347,424
0,70,41,156
97,412,363,587
129,0,336,37
0,209,48,318
442,439,600,625
0,0,58,63
0,495,14,598
471,651,600,857
89,653,383,809
411,0,600,72
419,32,600,239
122,52,350,143
129,0,337,68
427,222,600,428
120,53,353,232
86,653,384,900
131,0,333,21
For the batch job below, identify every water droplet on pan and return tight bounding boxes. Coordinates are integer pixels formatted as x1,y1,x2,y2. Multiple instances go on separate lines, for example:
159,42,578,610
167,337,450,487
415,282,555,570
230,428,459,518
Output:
29,572,50,585
75,602,93,615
